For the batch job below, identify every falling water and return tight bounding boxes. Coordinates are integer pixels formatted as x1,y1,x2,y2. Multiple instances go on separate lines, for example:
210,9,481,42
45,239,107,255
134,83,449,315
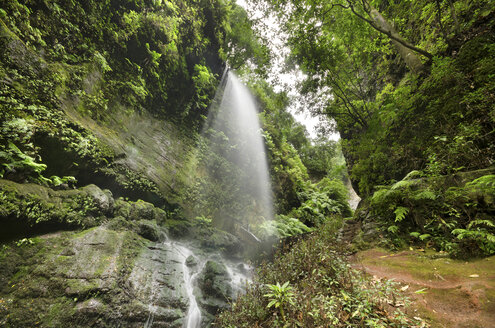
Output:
164,240,252,328
202,70,273,235
170,69,269,327
160,241,202,328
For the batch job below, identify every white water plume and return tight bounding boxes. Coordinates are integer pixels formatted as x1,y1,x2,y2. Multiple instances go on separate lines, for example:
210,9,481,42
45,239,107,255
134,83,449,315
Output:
200,70,273,237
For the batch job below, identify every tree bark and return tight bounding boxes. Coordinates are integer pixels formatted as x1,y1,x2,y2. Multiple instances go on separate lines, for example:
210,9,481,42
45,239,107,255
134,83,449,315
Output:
368,9,426,74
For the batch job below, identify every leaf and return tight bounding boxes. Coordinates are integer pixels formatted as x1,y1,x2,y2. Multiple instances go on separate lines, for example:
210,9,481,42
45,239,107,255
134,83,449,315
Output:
394,206,409,222
419,234,431,241
469,274,479,278
414,288,428,294
387,225,399,233
267,300,278,308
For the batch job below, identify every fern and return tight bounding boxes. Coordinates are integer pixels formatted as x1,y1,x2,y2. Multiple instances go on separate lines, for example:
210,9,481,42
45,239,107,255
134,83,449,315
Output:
403,170,423,180
394,206,409,222
468,219,495,229
387,225,399,233
391,179,417,190
419,234,431,241
411,190,437,201
467,175,495,188
370,188,390,204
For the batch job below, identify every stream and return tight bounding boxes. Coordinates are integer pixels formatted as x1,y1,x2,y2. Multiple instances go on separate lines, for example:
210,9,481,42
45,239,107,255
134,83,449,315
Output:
137,239,252,328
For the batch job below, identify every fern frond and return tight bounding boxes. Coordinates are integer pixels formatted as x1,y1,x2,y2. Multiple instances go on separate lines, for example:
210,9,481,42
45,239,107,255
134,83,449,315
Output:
412,190,437,201
391,179,417,190
394,206,409,222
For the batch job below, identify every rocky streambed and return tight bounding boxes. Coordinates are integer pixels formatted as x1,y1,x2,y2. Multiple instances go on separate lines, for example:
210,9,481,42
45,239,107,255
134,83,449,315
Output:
0,180,251,327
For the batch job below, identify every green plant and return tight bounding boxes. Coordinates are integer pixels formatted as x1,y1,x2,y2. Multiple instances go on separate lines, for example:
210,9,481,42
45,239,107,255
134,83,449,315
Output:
264,281,295,321
15,238,35,247
217,220,419,327
452,219,495,256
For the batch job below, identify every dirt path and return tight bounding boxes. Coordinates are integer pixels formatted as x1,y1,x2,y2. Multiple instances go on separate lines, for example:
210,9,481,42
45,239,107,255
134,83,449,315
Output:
351,248,495,328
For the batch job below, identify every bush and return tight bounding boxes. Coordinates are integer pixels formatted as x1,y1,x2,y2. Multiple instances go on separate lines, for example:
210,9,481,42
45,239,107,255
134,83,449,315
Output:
369,172,495,257
216,221,419,327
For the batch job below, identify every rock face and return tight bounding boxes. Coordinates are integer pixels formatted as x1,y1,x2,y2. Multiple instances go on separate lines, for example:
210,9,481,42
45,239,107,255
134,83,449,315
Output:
198,261,232,317
127,242,190,327
0,225,217,327
0,179,246,327
0,1,250,326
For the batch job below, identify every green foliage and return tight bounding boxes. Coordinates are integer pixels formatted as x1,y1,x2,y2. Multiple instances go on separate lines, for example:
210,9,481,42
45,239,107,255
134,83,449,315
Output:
0,182,103,231
394,207,409,222
255,0,494,198
258,214,311,239
194,215,213,228
291,178,352,226
0,0,270,129
299,137,342,180
15,238,35,247
264,281,295,321
452,220,495,255
223,5,271,76
217,221,419,327
192,64,216,111
370,172,495,257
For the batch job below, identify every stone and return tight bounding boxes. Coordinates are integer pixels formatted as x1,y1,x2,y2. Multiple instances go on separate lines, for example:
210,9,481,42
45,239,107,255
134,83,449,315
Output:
137,220,162,242
198,260,232,315
80,184,114,215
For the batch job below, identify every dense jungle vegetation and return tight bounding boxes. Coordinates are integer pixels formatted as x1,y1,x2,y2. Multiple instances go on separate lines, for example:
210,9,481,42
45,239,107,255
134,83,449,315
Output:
0,0,494,327
218,0,495,326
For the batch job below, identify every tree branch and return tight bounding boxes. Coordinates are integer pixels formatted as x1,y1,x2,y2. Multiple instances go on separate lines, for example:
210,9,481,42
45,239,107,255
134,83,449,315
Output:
343,0,433,60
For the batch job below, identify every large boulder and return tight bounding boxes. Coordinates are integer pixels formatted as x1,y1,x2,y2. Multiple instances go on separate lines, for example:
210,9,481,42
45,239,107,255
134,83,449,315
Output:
198,260,232,316
0,227,190,327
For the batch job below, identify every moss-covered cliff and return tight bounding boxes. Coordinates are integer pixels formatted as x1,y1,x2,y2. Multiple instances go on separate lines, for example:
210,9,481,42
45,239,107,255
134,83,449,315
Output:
0,0,256,326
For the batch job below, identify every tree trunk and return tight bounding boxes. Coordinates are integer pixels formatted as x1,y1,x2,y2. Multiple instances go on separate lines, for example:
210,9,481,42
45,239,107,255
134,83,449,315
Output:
369,9,425,74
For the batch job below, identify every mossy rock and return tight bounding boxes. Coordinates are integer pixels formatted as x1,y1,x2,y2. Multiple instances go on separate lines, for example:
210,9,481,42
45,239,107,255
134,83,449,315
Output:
113,198,167,222
136,220,165,242
198,260,232,315
0,179,114,239
0,226,196,327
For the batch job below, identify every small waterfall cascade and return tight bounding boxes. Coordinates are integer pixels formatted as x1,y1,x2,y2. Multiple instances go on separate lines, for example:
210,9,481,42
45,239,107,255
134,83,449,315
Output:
172,243,203,328
201,69,274,235
163,240,252,328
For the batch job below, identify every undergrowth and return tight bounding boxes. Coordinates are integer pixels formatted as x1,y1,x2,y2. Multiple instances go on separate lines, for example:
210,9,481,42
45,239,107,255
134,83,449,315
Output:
369,171,495,258
216,219,422,327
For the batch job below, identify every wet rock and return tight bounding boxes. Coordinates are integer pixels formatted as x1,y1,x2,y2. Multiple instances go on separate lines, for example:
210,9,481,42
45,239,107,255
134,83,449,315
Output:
128,242,189,313
197,228,243,257
75,298,104,314
137,220,163,242
0,226,194,327
198,260,232,315
80,185,114,215
114,198,167,222
186,255,198,267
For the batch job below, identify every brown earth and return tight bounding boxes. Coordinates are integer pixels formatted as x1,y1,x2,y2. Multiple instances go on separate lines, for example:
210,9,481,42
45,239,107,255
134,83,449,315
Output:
351,248,495,328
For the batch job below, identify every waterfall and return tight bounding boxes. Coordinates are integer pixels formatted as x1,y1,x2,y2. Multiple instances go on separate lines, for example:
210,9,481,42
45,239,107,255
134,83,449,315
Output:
173,69,269,327
172,243,203,328
200,70,273,236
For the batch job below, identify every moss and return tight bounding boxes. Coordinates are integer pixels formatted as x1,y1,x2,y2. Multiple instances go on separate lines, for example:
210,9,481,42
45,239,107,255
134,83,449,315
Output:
483,287,495,315
0,179,113,238
43,298,76,327
358,248,495,282
163,218,192,237
0,226,154,327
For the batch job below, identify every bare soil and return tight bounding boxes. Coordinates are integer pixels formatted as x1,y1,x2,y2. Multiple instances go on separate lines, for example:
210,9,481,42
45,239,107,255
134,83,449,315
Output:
351,248,495,328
